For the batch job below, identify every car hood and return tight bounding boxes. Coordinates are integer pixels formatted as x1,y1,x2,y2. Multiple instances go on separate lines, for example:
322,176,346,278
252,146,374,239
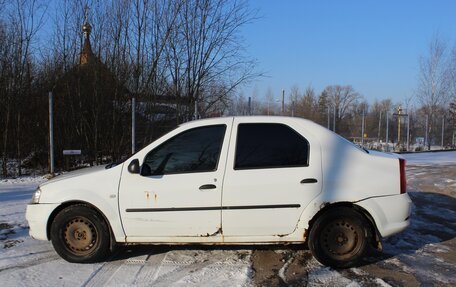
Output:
40,165,107,187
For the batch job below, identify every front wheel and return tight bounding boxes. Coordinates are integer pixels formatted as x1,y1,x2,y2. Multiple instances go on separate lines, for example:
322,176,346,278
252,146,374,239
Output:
308,207,370,268
50,204,111,263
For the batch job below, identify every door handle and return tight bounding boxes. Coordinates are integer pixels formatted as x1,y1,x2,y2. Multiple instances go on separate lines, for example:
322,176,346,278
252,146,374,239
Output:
300,178,318,184
199,184,217,190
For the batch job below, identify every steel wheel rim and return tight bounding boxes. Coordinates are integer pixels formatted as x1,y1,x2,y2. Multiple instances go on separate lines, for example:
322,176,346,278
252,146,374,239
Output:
63,217,98,256
321,219,362,260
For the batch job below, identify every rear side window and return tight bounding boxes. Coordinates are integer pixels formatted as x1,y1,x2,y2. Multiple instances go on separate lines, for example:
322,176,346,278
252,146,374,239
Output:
143,125,226,175
234,123,309,170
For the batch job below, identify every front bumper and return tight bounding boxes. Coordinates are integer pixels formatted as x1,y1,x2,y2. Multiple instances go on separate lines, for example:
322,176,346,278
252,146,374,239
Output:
26,203,60,241
356,193,412,237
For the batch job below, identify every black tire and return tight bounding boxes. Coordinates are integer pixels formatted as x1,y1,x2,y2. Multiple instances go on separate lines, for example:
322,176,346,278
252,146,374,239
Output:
50,204,111,263
308,207,370,268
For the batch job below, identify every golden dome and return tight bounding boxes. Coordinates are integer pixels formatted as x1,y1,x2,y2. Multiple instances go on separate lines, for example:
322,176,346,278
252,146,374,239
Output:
82,22,92,34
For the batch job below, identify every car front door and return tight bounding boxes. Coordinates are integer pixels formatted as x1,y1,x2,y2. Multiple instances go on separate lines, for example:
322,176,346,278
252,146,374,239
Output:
221,119,322,237
118,119,232,239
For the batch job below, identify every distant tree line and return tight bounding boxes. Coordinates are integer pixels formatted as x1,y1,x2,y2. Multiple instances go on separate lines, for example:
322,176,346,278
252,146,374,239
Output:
233,80,455,151
233,51,456,151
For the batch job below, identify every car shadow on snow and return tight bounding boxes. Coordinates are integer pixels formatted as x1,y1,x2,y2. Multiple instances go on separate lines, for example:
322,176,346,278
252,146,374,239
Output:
106,245,170,261
106,243,307,263
362,191,456,266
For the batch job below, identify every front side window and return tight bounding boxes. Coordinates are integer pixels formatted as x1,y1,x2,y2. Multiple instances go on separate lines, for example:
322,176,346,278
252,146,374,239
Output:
235,123,309,170
142,125,226,175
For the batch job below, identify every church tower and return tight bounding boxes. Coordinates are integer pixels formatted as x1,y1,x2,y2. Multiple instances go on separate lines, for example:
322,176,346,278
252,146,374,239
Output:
80,7,94,65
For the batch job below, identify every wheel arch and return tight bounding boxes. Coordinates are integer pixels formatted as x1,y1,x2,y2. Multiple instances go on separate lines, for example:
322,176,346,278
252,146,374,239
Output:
306,201,382,249
46,201,115,248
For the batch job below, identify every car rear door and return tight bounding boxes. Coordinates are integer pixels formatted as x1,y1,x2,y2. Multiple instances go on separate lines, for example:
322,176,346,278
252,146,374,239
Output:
221,118,322,236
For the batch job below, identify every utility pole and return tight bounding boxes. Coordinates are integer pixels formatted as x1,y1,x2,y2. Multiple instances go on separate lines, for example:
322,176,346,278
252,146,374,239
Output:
327,106,330,129
131,96,136,154
333,106,336,133
425,114,429,150
406,114,410,151
386,112,389,152
194,99,198,120
378,111,382,143
441,116,445,148
281,89,285,115
361,109,365,147
248,97,252,115
398,107,401,150
48,92,55,175
393,106,408,151
450,103,456,147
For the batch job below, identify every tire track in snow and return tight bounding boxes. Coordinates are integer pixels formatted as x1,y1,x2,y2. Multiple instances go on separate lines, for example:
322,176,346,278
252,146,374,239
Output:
144,252,169,282
81,250,170,286
148,250,251,286
129,254,152,285
340,267,392,287
0,252,59,274
81,249,130,287
131,252,167,285
151,260,215,286
81,261,123,287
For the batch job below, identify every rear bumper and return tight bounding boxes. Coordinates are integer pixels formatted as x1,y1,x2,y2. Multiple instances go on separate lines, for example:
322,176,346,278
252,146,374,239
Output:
26,203,60,241
356,193,412,237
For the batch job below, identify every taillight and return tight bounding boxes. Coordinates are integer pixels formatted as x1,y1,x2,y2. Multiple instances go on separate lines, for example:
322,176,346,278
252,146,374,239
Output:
399,159,407,194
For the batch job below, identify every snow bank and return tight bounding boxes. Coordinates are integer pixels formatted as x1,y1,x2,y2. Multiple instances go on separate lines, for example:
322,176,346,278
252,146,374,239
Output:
401,151,456,166
0,175,47,185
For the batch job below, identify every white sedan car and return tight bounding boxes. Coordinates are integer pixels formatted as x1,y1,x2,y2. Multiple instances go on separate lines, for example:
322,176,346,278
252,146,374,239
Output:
26,116,411,268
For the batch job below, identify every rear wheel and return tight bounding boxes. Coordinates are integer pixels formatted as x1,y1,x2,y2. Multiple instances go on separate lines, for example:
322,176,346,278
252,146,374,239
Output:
50,204,110,263
308,207,370,268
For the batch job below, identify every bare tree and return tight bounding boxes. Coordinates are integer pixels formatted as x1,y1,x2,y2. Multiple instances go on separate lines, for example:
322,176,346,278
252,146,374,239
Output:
449,44,456,103
1,0,261,174
229,92,250,116
322,85,362,133
263,87,277,115
0,0,46,176
416,36,452,148
295,85,316,120
167,0,259,119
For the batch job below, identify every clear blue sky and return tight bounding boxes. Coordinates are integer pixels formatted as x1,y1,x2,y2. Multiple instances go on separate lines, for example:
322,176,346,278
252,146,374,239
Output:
241,0,456,104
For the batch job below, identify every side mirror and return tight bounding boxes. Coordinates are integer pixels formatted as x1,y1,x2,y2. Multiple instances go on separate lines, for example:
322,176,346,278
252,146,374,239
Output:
128,159,140,174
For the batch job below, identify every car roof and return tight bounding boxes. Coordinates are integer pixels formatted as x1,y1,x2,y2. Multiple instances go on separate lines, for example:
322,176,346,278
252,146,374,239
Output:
180,115,316,127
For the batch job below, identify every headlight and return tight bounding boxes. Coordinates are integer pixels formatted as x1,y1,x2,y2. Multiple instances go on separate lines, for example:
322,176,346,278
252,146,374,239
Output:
31,188,42,204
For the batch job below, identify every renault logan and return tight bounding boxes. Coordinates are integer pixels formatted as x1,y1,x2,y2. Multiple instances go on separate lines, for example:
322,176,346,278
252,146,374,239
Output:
26,116,411,268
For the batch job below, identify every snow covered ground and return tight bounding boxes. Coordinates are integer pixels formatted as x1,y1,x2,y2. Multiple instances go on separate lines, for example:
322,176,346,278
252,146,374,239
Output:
402,150,456,166
0,176,252,286
0,152,454,286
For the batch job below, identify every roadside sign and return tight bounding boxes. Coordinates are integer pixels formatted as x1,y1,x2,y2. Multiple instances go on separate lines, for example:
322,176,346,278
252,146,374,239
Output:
63,150,82,155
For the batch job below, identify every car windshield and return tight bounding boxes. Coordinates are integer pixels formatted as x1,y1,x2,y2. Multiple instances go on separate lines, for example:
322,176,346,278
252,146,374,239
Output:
105,124,183,169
